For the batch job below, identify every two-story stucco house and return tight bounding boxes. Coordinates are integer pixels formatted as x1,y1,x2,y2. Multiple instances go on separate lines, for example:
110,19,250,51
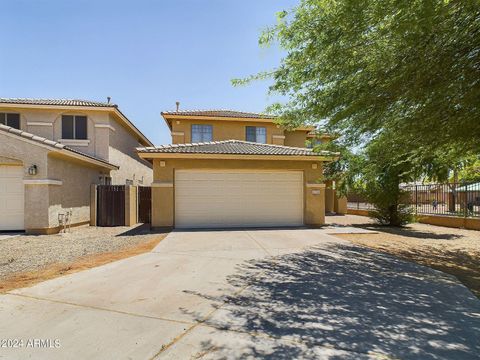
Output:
138,109,338,229
0,98,153,233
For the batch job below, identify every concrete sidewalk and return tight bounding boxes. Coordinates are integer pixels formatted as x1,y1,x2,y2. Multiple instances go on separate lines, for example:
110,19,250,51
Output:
0,229,479,359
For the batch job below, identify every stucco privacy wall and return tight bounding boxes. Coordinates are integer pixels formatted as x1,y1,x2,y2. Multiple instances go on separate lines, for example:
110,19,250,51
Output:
151,158,325,228
47,155,102,230
109,114,152,185
170,119,285,144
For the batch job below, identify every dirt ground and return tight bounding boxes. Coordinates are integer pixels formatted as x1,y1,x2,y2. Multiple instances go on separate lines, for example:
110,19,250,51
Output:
0,225,168,293
327,215,480,297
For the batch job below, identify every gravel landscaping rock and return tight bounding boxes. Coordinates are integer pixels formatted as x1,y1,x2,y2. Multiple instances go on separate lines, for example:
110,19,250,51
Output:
0,225,165,280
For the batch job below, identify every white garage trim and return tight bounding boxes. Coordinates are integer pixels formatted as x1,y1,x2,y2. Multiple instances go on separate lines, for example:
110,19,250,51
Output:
174,169,304,229
0,165,25,231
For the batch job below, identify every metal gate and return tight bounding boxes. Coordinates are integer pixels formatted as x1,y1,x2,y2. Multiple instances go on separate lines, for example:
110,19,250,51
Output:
97,185,125,226
138,186,152,223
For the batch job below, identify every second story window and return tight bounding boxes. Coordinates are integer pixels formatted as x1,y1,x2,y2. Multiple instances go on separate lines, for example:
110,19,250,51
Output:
0,113,20,129
191,124,213,143
62,115,87,140
307,139,322,148
246,126,266,143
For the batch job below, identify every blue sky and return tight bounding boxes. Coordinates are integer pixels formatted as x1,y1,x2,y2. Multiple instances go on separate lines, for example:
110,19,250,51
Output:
0,0,297,144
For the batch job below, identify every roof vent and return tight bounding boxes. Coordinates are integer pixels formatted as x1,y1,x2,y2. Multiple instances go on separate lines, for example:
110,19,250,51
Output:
107,96,111,104
176,101,180,111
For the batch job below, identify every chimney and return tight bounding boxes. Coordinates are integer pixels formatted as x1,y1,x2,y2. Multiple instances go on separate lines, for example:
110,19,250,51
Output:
107,96,111,104
175,101,180,112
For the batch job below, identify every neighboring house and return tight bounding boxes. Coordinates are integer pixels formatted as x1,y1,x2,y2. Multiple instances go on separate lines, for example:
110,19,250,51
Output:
138,109,338,229
0,98,153,233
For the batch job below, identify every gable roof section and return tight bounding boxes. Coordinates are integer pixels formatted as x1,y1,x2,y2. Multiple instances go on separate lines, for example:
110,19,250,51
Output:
0,98,113,107
137,140,338,161
0,124,118,170
0,98,153,147
160,109,316,132
161,109,275,119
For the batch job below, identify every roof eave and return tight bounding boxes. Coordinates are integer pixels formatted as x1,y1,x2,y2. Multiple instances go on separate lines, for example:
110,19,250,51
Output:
0,128,118,170
137,152,335,162
112,108,153,146
52,148,119,170
161,113,276,123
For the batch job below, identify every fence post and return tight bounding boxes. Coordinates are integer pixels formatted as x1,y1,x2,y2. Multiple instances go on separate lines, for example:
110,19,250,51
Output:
90,184,97,226
414,185,418,216
124,185,138,226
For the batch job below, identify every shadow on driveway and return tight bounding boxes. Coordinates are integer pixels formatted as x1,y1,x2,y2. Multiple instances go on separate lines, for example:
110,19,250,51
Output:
185,244,480,359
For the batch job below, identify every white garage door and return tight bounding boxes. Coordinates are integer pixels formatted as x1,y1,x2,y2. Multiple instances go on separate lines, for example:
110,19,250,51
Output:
0,166,25,231
175,170,303,228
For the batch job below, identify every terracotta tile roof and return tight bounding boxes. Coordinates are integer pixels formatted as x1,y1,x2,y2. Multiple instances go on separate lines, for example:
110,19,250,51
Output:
138,140,336,157
161,109,275,119
0,98,116,107
0,124,118,169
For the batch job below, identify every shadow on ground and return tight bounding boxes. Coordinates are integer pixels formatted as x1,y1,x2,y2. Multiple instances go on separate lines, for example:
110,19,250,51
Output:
185,244,480,359
327,216,462,240
115,223,163,236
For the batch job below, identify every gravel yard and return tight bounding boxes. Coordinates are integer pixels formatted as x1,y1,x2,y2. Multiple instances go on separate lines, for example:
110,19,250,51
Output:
328,214,480,297
0,224,166,280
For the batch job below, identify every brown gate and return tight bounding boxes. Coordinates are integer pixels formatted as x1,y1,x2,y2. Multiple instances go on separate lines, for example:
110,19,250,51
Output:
97,185,125,226
138,186,152,223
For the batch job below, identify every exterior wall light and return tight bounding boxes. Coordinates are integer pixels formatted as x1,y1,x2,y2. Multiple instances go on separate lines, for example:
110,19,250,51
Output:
28,164,38,175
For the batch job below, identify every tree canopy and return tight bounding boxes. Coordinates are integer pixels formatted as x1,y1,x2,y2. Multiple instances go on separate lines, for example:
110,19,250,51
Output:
234,0,480,177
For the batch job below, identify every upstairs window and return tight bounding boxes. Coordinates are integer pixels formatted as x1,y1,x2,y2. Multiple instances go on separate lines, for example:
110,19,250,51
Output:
0,113,20,129
307,139,322,148
62,115,87,140
191,124,213,142
246,126,266,143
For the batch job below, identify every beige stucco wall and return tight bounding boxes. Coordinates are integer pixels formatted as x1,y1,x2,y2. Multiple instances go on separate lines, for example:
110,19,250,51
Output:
0,132,51,230
169,118,310,148
170,119,285,144
109,114,152,186
124,185,138,226
284,130,309,148
47,154,103,229
0,130,108,232
151,158,325,228
0,105,152,187
0,106,110,159
325,186,335,213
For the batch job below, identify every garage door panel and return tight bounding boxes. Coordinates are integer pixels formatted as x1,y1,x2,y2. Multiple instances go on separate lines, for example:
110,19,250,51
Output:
175,170,303,228
0,166,25,231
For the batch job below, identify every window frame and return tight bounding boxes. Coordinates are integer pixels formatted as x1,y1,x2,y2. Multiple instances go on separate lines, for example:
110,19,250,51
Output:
0,112,21,129
61,115,88,140
191,124,213,143
245,126,267,144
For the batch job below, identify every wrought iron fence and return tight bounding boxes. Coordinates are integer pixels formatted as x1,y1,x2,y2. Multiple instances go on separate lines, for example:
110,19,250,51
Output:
347,182,480,218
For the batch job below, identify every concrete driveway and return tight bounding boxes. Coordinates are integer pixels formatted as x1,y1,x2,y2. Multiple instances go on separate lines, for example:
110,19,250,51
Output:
0,229,479,360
